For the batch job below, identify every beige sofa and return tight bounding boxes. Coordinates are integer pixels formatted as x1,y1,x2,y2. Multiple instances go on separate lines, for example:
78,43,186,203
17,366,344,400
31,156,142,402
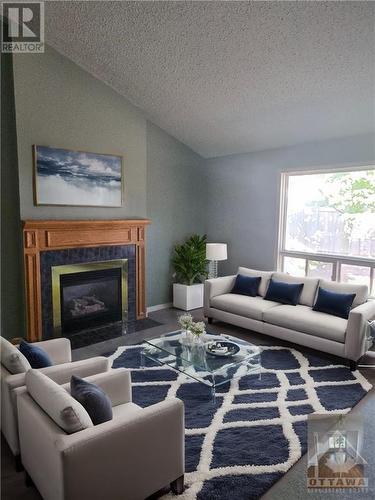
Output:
0,336,110,466
204,267,375,369
16,369,185,500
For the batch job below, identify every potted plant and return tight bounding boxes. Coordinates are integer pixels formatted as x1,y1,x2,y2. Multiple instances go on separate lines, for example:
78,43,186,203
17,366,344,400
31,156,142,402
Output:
172,234,207,310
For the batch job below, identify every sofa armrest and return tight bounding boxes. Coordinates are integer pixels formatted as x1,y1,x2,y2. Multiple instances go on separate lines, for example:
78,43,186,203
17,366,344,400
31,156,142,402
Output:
62,368,132,406
58,398,184,499
345,300,375,361
34,338,72,364
204,275,236,313
39,356,110,385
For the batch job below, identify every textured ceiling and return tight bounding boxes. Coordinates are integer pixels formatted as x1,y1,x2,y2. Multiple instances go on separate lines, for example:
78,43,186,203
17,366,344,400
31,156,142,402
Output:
44,1,375,158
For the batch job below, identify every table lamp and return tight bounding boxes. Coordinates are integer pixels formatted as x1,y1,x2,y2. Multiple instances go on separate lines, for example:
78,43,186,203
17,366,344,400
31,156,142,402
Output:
206,243,227,279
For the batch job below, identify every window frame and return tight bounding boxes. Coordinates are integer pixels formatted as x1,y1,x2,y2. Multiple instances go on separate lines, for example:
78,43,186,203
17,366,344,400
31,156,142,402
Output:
277,165,375,295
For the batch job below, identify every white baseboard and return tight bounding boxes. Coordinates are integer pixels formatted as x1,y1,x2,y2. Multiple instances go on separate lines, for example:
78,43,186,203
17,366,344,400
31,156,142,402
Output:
146,302,173,314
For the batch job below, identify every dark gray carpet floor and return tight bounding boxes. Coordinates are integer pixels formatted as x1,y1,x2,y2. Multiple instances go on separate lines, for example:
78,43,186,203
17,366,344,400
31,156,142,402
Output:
2,307,375,500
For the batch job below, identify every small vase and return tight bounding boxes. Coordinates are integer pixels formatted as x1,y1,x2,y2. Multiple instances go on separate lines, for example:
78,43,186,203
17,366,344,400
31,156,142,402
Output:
180,329,194,345
192,334,204,345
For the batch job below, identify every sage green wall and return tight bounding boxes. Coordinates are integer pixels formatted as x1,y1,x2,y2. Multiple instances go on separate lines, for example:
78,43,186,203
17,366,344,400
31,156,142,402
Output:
146,122,206,306
1,52,25,340
10,45,206,317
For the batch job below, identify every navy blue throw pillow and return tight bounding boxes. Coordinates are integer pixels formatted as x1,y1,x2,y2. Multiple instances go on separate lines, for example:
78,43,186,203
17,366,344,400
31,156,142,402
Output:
313,287,355,319
231,274,261,297
19,339,53,369
264,279,304,306
71,375,113,425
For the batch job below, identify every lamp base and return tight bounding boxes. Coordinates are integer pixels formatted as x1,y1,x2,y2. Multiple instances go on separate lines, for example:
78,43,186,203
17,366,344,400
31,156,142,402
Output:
208,260,218,279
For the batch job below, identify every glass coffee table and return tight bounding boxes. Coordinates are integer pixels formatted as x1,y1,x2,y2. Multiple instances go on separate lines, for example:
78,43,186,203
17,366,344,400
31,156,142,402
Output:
141,330,262,399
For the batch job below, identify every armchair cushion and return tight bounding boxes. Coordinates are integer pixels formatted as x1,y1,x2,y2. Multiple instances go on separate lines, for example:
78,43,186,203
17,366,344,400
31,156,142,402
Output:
71,375,113,425
19,339,53,368
26,369,93,434
1,336,31,374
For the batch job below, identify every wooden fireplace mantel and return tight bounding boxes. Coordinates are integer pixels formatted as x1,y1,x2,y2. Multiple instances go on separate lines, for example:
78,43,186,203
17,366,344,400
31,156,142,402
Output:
23,219,150,342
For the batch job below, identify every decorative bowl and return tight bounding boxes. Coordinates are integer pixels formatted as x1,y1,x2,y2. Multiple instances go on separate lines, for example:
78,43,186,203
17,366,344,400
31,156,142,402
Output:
205,340,240,357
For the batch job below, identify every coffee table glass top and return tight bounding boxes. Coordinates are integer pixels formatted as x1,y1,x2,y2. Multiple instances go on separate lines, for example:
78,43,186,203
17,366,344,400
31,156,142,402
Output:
141,330,262,392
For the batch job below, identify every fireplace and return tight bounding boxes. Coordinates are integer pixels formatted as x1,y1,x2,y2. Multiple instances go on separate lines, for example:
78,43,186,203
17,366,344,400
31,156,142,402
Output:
51,260,128,336
22,219,149,342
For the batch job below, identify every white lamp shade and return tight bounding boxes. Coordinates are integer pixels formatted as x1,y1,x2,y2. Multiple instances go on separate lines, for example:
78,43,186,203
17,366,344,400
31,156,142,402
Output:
206,243,227,261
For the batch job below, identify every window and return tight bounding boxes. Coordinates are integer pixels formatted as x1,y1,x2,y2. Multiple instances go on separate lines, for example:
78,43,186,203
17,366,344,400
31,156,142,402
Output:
278,168,375,296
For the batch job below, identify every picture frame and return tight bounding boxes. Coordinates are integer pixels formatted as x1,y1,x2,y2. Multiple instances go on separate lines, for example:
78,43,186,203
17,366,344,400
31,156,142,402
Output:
33,145,123,207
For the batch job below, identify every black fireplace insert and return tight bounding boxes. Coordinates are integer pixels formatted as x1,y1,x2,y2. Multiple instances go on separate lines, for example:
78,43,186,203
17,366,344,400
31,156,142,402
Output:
60,267,122,334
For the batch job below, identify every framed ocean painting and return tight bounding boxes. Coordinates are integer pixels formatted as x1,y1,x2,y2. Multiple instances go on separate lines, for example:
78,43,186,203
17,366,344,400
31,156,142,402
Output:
33,145,123,207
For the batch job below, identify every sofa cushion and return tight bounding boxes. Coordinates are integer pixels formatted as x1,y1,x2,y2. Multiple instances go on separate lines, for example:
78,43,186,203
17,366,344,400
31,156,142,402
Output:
237,267,273,297
19,339,53,369
210,294,281,321
313,287,355,319
271,273,319,307
1,336,31,374
231,275,261,297
264,279,304,306
318,280,368,308
26,370,93,434
263,304,347,343
71,375,113,425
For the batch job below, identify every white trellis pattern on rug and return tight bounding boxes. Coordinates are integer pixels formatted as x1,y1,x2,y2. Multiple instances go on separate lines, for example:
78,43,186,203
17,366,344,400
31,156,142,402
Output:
107,343,371,499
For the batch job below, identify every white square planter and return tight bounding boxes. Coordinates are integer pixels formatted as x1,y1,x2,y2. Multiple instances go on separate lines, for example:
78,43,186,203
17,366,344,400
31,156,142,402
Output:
173,283,204,311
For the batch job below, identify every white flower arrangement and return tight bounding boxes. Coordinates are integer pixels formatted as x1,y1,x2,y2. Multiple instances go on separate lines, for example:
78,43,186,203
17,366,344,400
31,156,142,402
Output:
178,313,194,331
190,321,206,338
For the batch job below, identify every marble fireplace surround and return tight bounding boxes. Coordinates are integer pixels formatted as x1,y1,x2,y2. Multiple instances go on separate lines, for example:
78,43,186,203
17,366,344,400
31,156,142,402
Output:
23,219,150,342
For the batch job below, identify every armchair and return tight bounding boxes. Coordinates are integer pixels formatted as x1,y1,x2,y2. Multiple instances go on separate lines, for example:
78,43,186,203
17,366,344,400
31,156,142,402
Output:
17,368,185,500
1,336,110,466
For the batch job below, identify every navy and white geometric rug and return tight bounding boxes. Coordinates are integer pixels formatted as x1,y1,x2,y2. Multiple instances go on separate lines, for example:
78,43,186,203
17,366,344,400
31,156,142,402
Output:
107,343,371,500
